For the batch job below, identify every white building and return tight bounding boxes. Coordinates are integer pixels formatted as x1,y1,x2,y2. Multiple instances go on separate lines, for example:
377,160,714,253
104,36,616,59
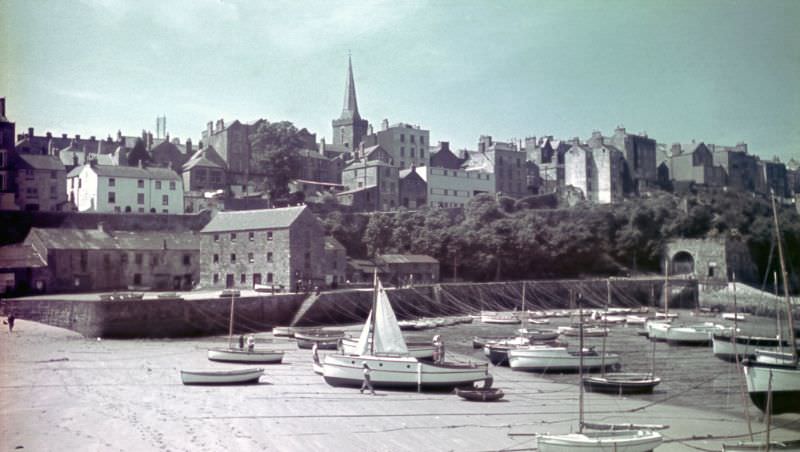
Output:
67,163,184,214
361,121,430,170
564,144,623,204
416,165,495,208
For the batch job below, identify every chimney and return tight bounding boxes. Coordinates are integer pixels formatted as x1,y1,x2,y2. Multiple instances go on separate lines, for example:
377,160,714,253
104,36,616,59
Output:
0,98,5,117
117,130,123,142
439,141,450,153
75,134,81,141
46,132,52,139
28,127,34,138
381,119,389,131
185,138,193,155
368,124,374,135
62,133,68,139
206,121,213,137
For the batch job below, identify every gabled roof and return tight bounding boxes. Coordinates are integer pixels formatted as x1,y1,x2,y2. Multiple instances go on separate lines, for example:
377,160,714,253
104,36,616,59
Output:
80,164,182,181
336,185,377,196
0,244,46,269
376,254,439,265
25,228,198,251
460,150,493,172
182,146,226,171
16,153,65,171
200,205,310,233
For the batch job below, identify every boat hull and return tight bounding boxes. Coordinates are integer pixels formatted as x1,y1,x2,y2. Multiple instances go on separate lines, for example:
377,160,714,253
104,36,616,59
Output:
340,337,435,359
207,348,284,364
743,361,800,414
537,430,662,452
582,373,661,394
296,337,340,350
509,347,621,372
321,354,489,390
455,387,505,402
180,368,263,385
712,334,796,361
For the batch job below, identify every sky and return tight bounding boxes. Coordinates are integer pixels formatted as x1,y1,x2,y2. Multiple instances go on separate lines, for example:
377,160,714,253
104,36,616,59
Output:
2,0,799,163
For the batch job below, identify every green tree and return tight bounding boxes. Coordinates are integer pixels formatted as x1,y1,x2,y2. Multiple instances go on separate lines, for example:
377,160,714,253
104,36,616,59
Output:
127,138,151,167
249,121,304,200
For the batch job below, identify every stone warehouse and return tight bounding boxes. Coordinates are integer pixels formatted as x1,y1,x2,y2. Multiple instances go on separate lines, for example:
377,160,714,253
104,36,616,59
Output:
198,205,325,291
19,225,199,293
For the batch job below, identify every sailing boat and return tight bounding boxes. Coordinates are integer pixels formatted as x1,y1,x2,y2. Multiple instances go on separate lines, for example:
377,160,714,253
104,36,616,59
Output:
207,291,285,364
538,295,664,452
320,277,490,390
582,279,661,394
646,261,673,341
742,190,800,415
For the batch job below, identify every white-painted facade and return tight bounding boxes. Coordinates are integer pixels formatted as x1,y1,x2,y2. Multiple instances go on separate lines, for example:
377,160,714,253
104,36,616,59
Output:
67,164,184,214
417,165,495,208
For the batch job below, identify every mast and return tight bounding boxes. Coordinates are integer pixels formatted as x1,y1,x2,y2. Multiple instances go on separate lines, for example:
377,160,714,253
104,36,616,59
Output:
370,268,378,356
664,258,670,316
521,282,527,331
774,271,783,354
578,291,585,433
770,189,797,366
601,278,610,377
227,291,235,349
733,270,754,440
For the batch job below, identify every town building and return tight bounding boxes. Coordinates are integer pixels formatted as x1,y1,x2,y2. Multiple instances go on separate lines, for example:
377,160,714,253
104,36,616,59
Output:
708,143,758,193
665,236,756,286
338,145,398,211
18,225,199,293
524,136,572,193
416,164,494,208
67,163,184,214
564,144,624,204
398,166,428,209
150,138,192,172
323,236,347,287
198,206,325,291
375,254,440,286
12,153,68,211
331,56,369,152
0,98,17,209
201,118,266,187
296,149,341,184
181,146,227,193
659,142,726,189
361,119,430,170
462,136,528,198
756,158,789,197
588,128,658,194
429,142,463,169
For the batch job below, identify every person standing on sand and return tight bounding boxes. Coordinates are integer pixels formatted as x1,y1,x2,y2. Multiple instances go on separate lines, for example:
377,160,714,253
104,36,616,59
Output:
360,362,376,395
246,334,255,352
238,335,245,349
7,312,15,333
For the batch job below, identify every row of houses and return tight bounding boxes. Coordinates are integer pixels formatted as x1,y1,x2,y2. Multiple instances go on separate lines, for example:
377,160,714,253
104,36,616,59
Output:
0,206,440,296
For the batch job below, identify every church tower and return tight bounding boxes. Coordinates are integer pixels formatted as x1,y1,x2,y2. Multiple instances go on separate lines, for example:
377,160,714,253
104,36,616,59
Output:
332,56,369,150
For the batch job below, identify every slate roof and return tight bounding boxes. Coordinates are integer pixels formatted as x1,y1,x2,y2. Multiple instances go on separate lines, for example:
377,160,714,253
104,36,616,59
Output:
0,244,47,269
200,205,309,233
16,153,65,171
25,228,198,251
182,146,226,171
69,164,182,181
377,254,439,265
336,185,377,196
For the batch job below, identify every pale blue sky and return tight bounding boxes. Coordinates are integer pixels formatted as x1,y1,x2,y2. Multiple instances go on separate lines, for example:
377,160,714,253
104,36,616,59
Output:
2,0,798,162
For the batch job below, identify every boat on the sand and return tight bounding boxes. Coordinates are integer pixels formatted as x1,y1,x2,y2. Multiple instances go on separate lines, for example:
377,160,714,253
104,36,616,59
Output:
180,367,264,385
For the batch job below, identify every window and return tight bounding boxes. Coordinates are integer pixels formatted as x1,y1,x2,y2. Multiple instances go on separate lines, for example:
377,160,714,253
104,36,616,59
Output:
135,253,143,265
267,273,273,283
213,273,219,284
107,177,115,187
104,254,111,266
137,193,144,204
114,206,121,212
151,254,158,266
266,231,273,241
138,208,145,213
400,161,405,168
267,252,273,263
420,149,425,158
231,233,237,241
420,136,425,145
230,253,236,263
108,192,116,203
240,274,246,284
162,209,168,213
213,254,219,263
133,274,142,285
253,273,261,286
155,181,162,189
400,147,405,157
50,170,57,179
248,231,254,241
170,181,176,190
248,253,254,263
410,135,415,143
162,194,168,206
400,134,405,142
78,179,82,188
121,253,128,264
137,179,144,188
214,234,220,242
50,185,57,199
183,254,191,266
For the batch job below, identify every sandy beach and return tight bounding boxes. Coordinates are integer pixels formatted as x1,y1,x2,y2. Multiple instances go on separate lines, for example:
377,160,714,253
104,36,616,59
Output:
1,319,798,452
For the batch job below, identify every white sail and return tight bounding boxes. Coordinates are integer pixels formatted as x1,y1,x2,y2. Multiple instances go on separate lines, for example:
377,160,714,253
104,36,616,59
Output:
355,309,372,355
373,281,409,355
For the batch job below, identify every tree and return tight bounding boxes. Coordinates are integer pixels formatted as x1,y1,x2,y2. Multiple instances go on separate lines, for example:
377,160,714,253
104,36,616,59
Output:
128,138,151,167
249,121,304,200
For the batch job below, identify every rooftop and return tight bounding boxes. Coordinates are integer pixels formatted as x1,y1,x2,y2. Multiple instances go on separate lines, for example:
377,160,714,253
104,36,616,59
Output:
200,205,309,233
377,254,439,265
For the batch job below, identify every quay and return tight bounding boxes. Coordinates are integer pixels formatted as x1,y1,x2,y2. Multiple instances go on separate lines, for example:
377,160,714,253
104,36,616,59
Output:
1,320,798,451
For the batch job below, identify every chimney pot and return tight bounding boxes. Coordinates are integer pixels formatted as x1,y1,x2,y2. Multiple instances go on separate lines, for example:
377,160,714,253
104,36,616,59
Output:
62,133,68,139
75,134,81,140
28,127,34,137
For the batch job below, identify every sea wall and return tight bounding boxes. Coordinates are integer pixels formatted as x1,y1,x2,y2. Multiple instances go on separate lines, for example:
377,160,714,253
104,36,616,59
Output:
1,278,697,337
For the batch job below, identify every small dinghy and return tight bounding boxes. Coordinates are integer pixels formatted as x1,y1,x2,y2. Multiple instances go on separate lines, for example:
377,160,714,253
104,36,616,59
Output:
582,373,661,394
455,387,505,402
295,330,345,350
180,367,264,385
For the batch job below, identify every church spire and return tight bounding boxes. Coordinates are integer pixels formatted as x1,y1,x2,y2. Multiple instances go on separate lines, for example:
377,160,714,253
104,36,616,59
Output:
340,54,361,121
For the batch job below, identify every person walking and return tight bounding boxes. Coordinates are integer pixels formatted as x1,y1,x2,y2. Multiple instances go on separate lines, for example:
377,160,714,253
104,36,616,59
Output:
238,335,245,349
7,312,15,333
360,362,376,395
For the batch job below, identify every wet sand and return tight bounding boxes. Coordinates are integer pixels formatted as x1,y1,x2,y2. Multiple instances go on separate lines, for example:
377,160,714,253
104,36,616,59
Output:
1,319,798,452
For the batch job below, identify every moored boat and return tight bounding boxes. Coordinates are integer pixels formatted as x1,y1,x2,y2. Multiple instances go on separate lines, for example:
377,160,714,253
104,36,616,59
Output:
295,330,345,350
712,333,796,361
537,428,663,452
180,367,264,385
207,347,284,364
743,359,800,414
582,373,661,394
508,345,620,372
339,336,435,360
722,312,747,322
645,320,670,341
454,387,505,402
558,326,609,337
665,322,726,346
